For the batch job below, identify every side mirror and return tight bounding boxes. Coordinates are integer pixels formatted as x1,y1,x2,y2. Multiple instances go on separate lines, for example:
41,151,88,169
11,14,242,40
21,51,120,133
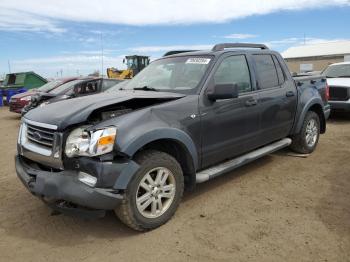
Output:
123,59,125,64
207,84,239,101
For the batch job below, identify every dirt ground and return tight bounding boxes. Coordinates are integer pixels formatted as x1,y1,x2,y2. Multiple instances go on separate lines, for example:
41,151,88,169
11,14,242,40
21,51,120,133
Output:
0,107,349,262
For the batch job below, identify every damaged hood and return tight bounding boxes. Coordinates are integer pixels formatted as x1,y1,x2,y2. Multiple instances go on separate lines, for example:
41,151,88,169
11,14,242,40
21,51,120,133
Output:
24,91,185,130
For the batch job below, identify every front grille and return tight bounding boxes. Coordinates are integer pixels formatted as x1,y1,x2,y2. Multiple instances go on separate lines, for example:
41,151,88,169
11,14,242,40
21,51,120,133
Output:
329,86,350,101
26,123,55,149
9,102,21,110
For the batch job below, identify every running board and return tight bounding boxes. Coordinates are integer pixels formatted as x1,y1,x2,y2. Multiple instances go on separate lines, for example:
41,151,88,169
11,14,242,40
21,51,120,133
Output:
196,138,292,183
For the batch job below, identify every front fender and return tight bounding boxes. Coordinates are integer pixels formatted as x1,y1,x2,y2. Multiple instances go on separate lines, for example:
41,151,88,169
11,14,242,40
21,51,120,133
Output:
118,128,199,170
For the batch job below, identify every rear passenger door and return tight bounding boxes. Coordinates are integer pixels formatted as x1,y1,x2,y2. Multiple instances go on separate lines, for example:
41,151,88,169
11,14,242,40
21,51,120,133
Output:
200,54,261,169
252,54,297,145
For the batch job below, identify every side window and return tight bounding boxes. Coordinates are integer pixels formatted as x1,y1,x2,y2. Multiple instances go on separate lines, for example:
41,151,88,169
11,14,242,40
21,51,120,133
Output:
86,81,98,94
272,56,285,85
253,55,279,89
214,55,252,94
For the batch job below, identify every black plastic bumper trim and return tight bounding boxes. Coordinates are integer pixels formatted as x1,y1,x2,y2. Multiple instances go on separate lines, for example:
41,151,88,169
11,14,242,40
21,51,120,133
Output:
15,155,124,210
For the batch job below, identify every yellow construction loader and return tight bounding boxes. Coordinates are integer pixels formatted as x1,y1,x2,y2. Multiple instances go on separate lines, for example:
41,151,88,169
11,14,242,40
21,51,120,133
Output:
107,55,150,80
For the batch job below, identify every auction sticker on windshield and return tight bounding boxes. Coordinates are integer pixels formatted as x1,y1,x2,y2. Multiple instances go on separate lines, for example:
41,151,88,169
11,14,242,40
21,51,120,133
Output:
185,58,211,64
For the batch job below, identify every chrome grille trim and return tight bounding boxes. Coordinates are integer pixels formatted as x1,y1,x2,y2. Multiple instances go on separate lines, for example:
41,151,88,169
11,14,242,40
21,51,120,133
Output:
18,120,64,169
26,124,55,149
24,118,58,130
20,118,58,156
27,126,56,137
27,136,53,147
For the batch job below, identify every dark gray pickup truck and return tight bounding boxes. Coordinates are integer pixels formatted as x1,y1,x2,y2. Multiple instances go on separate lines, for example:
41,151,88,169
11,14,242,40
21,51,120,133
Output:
15,43,330,231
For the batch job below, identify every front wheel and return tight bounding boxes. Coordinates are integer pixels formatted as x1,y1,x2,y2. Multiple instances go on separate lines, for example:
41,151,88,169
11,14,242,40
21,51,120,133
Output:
115,150,184,231
290,111,320,154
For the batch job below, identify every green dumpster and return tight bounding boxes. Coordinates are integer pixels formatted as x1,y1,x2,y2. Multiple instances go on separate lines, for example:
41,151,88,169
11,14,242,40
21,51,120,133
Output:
1,71,47,91
0,71,47,106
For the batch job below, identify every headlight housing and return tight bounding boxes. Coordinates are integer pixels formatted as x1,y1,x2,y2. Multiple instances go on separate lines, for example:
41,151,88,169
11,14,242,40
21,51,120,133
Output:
39,101,49,107
20,96,32,101
65,126,117,158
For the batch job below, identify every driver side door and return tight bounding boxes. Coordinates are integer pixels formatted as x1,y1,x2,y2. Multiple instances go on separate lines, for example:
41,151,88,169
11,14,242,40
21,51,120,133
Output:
199,55,261,169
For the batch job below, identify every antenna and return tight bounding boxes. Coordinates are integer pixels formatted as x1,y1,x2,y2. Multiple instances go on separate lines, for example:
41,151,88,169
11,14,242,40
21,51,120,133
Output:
8,60,11,73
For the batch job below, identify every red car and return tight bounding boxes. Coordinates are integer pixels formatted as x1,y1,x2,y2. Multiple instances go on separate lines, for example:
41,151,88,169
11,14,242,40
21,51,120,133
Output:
9,77,78,114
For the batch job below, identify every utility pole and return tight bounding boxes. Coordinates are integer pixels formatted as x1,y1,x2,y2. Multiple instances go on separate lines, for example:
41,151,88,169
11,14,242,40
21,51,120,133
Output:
8,60,11,73
101,31,104,77
303,33,306,45
60,69,63,77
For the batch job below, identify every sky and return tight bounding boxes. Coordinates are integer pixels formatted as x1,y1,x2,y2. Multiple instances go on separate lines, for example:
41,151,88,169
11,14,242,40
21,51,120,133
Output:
0,0,349,78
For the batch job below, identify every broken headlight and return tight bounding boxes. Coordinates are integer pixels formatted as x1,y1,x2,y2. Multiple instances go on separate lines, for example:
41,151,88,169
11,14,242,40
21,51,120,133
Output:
65,126,117,158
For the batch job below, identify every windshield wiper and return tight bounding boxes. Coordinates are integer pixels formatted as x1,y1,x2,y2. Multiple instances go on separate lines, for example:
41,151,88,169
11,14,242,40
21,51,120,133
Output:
336,75,350,78
133,86,158,92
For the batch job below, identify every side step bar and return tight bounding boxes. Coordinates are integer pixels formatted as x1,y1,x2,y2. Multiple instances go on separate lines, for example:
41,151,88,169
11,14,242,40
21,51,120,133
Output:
196,138,292,183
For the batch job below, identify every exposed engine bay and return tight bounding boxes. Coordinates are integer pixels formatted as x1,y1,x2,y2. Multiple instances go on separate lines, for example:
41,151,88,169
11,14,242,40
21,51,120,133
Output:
88,97,180,122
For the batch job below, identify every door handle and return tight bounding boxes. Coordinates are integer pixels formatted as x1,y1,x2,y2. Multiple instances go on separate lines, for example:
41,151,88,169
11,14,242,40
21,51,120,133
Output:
245,99,258,107
286,91,295,97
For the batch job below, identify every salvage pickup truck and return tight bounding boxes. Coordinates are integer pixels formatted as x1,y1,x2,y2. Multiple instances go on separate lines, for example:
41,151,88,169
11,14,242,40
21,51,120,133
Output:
15,43,330,231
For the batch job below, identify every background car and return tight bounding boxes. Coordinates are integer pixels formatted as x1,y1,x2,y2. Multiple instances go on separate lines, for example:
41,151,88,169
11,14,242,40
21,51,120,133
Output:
23,78,123,114
9,77,78,114
322,62,350,112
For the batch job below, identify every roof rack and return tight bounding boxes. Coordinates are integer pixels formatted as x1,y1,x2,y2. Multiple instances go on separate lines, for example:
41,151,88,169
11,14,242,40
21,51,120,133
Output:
212,43,269,51
163,50,199,57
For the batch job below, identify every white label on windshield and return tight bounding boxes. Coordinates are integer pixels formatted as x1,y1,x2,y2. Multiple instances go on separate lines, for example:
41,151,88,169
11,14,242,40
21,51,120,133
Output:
185,58,211,64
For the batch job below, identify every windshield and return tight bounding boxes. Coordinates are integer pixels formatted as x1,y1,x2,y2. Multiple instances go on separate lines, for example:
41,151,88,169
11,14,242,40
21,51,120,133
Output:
322,64,350,78
49,79,84,95
106,80,129,92
126,57,137,69
122,56,212,94
37,80,63,92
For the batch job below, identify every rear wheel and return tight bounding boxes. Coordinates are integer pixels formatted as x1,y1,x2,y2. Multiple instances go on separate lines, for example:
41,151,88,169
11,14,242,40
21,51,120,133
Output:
290,111,320,154
115,150,184,231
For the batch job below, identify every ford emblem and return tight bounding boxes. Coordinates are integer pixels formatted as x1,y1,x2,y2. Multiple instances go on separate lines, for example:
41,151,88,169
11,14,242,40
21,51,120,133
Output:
33,131,42,140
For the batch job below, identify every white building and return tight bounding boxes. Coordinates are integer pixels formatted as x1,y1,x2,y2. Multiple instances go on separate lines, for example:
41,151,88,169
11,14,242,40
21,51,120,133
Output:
282,41,350,73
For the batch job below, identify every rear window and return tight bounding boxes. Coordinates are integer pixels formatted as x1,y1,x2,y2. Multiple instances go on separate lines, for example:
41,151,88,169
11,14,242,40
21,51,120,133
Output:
253,55,279,89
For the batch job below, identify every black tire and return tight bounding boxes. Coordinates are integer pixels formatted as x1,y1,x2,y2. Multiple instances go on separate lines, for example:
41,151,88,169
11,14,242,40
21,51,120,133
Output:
115,150,184,231
290,111,320,154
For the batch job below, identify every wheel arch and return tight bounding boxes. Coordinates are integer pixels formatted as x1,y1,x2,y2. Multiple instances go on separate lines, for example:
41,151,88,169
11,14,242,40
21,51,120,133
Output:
308,104,326,134
119,129,198,190
293,99,326,135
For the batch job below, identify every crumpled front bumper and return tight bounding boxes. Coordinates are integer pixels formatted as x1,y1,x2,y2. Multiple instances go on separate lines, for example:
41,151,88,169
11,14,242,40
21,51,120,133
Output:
9,101,26,114
15,155,139,211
